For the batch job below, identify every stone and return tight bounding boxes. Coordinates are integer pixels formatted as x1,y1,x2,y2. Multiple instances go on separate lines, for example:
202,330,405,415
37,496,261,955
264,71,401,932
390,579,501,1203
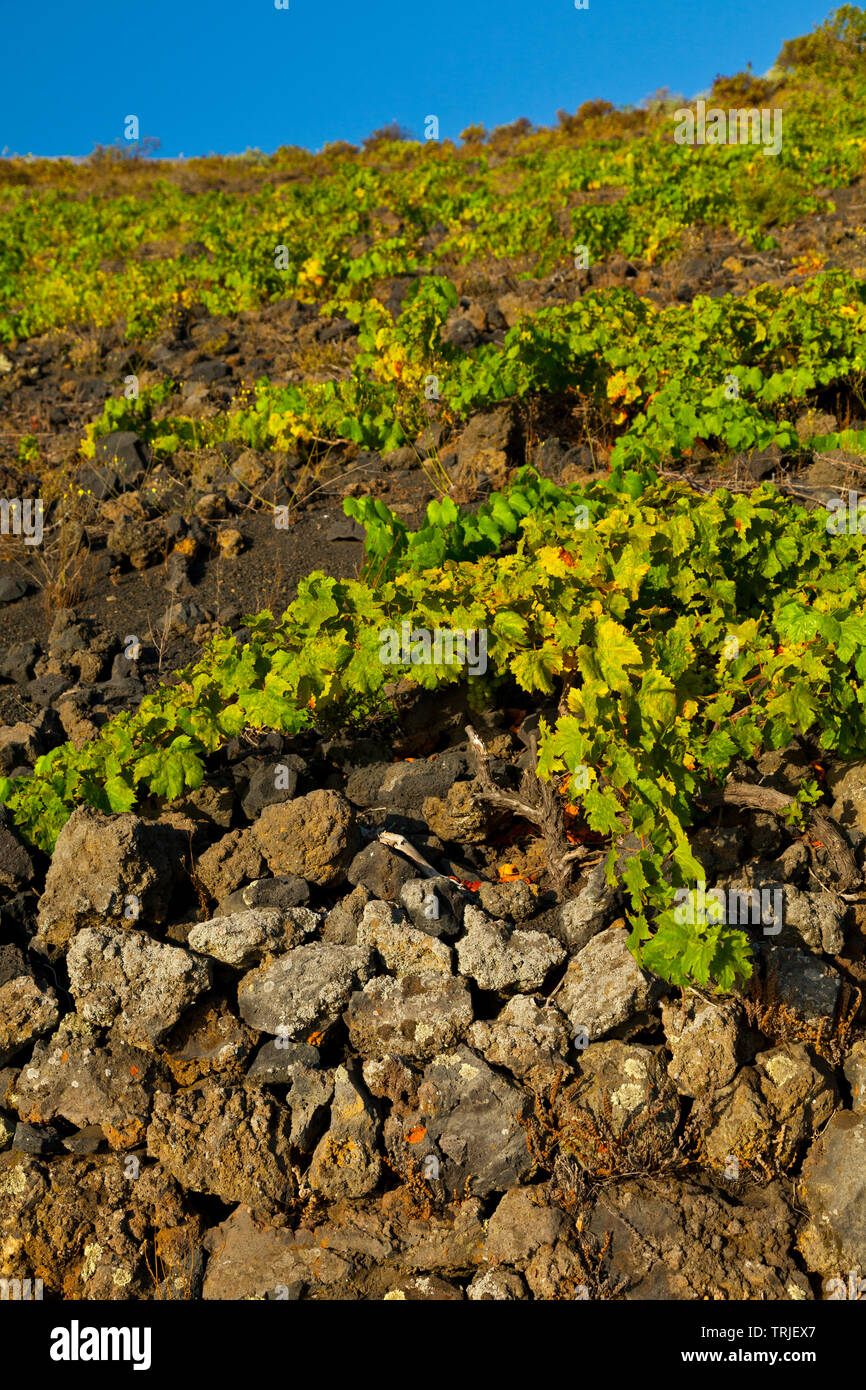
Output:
231,450,268,488
568,1042,680,1169
161,599,211,638
346,841,418,900
246,1039,322,1085
466,994,571,1088
47,610,116,683
195,828,265,903
346,972,473,1062
241,761,299,820
62,1125,106,1155
194,492,227,521
486,1188,566,1265
54,689,102,749
201,1205,351,1300
162,1000,257,1087
384,1275,464,1300
754,1043,837,1166
828,759,866,838
147,1083,295,1211
345,748,470,812
187,906,318,968
399,876,464,938
286,1065,333,1150
843,1040,866,1112
586,1175,810,1300
12,1021,167,1148
689,825,747,878
215,528,244,558
0,976,60,1066
106,498,164,570
325,517,365,542
25,674,70,708
321,883,371,945
254,790,360,886
216,874,310,917
455,904,565,992
93,430,151,486
661,991,742,1098
0,722,43,775
721,873,845,954
66,927,212,1049
443,315,481,350
0,640,40,684
467,1268,528,1300
557,927,659,1040
799,1111,866,1276
12,1123,62,1155
0,1114,15,1151
307,1067,382,1199
357,900,453,976
35,808,187,957
361,1055,420,1109
177,782,234,830
237,942,374,1040
0,1152,203,1299
0,943,27,986
750,812,783,857
558,863,618,951
164,549,195,598
477,878,537,923
783,885,846,954
701,1069,774,1173
455,405,520,480
0,577,28,605
422,781,489,843
760,946,843,1029
384,1046,532,1196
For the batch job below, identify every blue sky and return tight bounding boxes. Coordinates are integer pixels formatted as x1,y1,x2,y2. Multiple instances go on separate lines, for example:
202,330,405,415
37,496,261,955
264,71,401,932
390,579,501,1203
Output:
1,0,835,158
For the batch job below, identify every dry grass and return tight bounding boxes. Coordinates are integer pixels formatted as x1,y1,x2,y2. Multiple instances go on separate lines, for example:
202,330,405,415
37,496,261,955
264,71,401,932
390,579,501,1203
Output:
744,964,863,1066
142,1226,202,1301
522,1069,699,1188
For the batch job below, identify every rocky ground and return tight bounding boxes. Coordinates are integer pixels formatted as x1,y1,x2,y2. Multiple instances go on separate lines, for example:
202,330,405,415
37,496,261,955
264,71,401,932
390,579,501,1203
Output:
2,718,866,1300
2,186,866,1302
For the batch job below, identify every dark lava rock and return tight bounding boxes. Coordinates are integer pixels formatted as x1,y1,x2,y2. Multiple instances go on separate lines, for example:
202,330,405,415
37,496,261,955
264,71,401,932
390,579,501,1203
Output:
241,760,300,820
345,747,470,812
400,876,465,937
217,874,310,917
384,1045,533,1196
346,841,418,900
0,577,29,605
0,808,35,890
13,1122,62,1155
0,640,40,683
93,430,152,487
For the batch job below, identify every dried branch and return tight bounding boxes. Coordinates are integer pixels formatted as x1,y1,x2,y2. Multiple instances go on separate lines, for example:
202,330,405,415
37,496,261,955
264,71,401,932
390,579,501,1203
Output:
708,779,860,893
466,724,588,889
